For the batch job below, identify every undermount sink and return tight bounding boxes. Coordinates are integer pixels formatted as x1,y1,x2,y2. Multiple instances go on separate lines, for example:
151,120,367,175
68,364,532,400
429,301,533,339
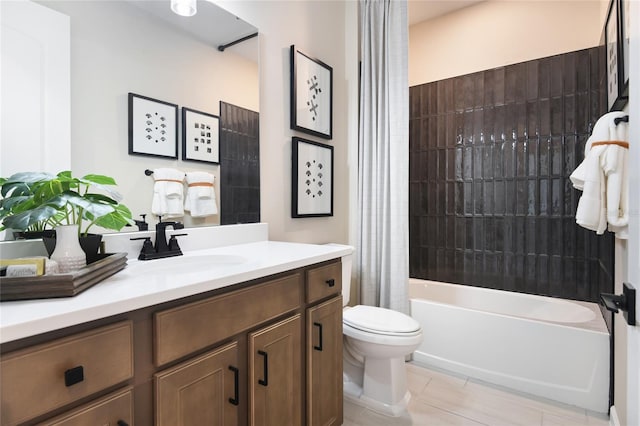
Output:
128,254,248,275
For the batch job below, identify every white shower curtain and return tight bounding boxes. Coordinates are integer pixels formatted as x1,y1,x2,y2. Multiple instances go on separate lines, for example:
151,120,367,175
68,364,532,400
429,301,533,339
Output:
357,0,409,313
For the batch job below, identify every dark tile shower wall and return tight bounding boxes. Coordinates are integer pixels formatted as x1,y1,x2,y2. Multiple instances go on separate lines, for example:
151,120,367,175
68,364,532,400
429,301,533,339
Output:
409,47,614,303
219,101,260,225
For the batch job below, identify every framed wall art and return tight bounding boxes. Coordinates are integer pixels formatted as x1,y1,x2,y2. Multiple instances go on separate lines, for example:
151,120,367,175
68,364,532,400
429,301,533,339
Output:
605,0,620,111
619,0,629,98
128,93,178,159
182,107,220,164
290,45,333,140
605,0,627,111
292,137,333,218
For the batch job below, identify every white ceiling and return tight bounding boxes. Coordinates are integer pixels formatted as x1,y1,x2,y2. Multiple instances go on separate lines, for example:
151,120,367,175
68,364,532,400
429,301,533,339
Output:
408,0,485,26
126,0,258,59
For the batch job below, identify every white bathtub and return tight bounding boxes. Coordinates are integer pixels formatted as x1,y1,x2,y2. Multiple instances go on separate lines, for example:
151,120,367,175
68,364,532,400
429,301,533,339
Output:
409,279,610,413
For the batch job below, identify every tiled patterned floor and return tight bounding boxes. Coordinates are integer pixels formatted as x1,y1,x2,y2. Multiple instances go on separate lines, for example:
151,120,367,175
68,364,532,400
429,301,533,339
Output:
343,362,610,426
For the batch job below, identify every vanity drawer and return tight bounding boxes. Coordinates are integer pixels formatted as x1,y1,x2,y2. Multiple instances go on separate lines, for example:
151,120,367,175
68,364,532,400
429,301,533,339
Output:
306,261,342,304
155,273,302,366
1,321,133,426
39,386,133,426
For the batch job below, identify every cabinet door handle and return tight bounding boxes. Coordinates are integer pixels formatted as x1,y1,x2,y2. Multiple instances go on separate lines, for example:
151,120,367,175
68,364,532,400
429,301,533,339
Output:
258,350,269,386
313,322,324,351
64,365,84,387
117,421,129,426
228,366,239,406
326,278,335,287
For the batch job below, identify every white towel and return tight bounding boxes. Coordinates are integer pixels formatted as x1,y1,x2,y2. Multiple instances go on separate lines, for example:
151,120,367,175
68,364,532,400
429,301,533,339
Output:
570,111,629,239
184,171,218,217
151,168,185,218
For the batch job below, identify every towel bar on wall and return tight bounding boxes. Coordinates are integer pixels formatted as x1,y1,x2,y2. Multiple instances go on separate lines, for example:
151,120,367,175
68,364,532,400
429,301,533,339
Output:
600,282,636,326
144,169,187,177
614,115,629,125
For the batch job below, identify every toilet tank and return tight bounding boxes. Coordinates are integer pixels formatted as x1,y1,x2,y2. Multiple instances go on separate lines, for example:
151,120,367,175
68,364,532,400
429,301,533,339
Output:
324,244,353,306
340,252,352,306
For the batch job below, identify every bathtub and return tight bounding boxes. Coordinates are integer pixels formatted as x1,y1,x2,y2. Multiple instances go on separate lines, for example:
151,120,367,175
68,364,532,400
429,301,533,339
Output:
409,279,610,413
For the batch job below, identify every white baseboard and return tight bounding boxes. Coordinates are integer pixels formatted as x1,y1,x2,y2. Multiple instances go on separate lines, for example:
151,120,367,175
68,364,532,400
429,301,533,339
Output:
610,405,621,426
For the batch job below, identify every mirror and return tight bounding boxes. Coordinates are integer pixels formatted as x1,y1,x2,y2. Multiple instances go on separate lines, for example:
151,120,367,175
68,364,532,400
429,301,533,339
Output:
34,0,259,230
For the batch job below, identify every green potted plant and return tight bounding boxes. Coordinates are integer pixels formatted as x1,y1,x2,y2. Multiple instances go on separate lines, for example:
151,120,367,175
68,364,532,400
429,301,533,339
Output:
0,171,134,262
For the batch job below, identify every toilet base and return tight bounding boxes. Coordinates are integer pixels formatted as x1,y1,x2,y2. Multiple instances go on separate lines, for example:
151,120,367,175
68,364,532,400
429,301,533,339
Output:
344,383,411,417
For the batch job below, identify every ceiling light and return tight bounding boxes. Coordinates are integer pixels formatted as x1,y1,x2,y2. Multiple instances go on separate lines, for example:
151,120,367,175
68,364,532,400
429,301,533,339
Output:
171,0,197,17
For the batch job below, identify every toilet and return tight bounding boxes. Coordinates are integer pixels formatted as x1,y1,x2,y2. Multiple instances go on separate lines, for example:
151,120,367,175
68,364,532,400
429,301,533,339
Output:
339,250,423,416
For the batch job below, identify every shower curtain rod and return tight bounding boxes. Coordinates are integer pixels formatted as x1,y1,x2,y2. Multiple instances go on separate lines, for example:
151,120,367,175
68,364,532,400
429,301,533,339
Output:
217,32,258,52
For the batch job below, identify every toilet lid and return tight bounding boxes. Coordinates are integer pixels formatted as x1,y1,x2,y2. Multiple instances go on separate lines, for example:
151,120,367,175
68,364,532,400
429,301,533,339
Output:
343,305,421,335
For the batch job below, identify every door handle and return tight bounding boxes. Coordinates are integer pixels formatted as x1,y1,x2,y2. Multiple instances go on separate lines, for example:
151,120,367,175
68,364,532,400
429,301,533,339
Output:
228,366,239,406
258,350,269,386
326,278,335,287
600,282,636,326
313,322,323,351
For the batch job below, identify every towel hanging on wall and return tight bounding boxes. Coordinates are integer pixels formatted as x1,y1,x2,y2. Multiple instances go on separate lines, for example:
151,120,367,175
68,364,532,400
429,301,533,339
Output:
151,168,185,217
184,171,218,217
570,111,629,239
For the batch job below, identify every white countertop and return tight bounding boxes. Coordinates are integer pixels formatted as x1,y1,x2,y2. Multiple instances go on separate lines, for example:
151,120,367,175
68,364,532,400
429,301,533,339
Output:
0,240,353,344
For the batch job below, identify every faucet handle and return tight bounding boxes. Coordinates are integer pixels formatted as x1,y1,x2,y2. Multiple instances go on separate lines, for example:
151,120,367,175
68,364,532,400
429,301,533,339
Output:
168,234,187,252
131,237,154,259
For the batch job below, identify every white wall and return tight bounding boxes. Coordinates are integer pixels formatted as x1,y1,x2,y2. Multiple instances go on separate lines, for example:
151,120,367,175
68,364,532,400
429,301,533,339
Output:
409,0,603,86
217,0,359,244
36,0,259,230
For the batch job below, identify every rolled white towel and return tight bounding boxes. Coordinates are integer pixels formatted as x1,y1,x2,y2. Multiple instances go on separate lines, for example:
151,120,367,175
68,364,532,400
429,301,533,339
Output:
184,171,218,217
151,168,185,217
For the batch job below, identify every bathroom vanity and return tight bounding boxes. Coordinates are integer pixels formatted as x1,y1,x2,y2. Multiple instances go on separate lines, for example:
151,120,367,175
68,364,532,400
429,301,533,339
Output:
0,225,350,425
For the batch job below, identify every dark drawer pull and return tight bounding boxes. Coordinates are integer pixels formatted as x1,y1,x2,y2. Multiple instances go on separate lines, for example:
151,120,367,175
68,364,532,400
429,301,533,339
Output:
313,322,323,351
258,350,269,386
326,278,335,287
229,366,239,406
64,365,84,387
117,421,129,426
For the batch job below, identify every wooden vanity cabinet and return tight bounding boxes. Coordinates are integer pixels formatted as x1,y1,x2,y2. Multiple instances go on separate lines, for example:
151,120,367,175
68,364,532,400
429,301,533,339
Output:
306,297,343,426
155,342,240,426
38,387,134,426
0,321,133,426
0,259,344,426
305,262,344,426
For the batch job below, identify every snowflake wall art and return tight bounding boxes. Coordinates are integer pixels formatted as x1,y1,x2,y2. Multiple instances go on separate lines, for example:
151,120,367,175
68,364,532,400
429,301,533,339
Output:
128,93,178,159
290,45,333,139
292,137,333,217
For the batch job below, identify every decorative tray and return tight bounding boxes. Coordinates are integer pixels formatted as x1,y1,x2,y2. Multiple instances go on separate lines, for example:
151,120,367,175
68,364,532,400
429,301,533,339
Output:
0,253,128,301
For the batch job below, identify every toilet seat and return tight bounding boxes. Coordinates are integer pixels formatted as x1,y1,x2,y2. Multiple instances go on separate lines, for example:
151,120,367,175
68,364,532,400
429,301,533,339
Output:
343,305,421,336
343,322,423,347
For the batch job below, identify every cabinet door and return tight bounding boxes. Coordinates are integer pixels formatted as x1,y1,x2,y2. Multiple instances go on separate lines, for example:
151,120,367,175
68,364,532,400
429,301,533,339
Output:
155,342,239,426
248,314,301,426
307,297,343,426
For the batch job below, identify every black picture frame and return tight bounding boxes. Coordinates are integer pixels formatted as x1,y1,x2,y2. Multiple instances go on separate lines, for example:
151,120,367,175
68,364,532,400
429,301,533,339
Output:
605,0,627,111
619,0,630,98
181,107,220,164
290,45,333,140
291,137,333,218
128,93,178,159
